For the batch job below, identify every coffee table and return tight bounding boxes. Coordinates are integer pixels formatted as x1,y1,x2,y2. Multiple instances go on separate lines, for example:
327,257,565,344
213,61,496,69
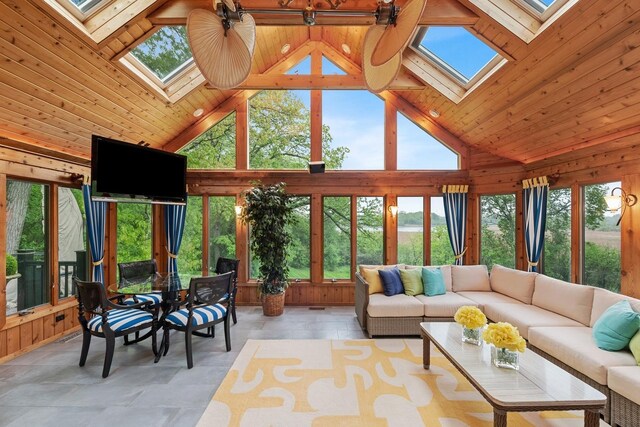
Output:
421,322,606,427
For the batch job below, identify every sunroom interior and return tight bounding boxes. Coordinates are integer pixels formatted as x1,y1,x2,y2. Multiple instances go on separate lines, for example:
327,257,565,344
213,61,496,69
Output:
0,0,639,425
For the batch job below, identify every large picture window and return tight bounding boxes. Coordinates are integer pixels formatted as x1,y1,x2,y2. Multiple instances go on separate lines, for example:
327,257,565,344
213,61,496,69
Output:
324,197,351,279
6,180,50,315
397,197,424,265
287,196,311,280
179,112,236,169
397,113,458,170
117,203,152,278
58,187,88,299
542,188,571,281
357,197,383,266
209,197,237,274
180,196,203,279
583,182,621,292
430,196,450,265
480,194,516,269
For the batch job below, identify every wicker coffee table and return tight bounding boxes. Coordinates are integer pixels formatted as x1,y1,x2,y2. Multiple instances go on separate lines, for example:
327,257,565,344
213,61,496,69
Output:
421,322,606,427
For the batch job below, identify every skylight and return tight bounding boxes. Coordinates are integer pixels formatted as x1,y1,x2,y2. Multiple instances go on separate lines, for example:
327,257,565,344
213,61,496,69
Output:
68,0,103,13
412,26,501,87
130,26,194,84
523,0,557,14
64,0,106,18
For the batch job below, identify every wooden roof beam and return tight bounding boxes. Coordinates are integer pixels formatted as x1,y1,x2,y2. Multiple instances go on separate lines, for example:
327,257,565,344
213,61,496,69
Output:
205,73,424,90
148,0,479,26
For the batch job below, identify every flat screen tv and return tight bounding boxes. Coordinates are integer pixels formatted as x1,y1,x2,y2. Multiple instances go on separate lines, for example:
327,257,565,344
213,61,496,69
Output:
91,135,187,204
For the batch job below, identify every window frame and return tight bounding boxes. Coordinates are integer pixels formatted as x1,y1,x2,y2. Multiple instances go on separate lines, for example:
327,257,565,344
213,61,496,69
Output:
59,0,109,21
515,0,572,22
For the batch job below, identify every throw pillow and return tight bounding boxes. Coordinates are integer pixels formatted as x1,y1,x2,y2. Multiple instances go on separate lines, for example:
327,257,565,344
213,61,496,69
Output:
362,268,384,294
378,267,404,296
630,330,640,365
592,300,640,351
422,267,446,296
400,268,423,296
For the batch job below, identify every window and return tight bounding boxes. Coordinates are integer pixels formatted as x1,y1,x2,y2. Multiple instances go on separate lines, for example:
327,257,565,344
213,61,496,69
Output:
6,180,50,315
480,194,516,270
58,187,88,299
412,26,502,88
583,182,621,293
117,204,152,278
324,197,351,279
323,91,384,170
322,56,347,75
516,0,571,21
63,0,106,19
129,26,194,86
286,56,311,75
357,197,383,266
287,197,311,279
397,197,423,265
542,188,571,281
209,197,236,274
179,112,236,169
430,196,450,265
180,196,203,280
249,90,311,169
397,112,458,170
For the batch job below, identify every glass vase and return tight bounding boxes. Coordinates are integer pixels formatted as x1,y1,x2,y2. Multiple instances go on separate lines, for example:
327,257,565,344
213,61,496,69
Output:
461,326,482,346
491,346,520,370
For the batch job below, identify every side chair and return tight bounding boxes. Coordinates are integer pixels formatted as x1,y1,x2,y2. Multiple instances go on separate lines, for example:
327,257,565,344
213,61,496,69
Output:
118,259,162,306
74,277,158,378
161,272,234,369
215,257,240,324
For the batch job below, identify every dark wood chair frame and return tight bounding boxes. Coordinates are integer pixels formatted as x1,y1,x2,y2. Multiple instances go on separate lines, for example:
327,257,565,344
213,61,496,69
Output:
215,257,240,324
75,277,158,378
159,272,234,369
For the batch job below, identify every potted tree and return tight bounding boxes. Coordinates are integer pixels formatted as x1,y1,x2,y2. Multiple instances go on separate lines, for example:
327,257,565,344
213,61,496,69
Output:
241,182,293,316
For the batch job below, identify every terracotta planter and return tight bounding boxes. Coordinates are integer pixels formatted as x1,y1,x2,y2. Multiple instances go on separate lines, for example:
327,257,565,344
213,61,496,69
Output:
262,292,285,316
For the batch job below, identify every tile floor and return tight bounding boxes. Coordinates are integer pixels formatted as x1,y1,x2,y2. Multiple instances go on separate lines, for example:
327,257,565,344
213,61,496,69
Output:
0,306,366,427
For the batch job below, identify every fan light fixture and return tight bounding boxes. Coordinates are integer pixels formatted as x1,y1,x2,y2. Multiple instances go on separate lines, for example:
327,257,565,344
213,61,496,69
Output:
341,43,351,54
604,187,637,226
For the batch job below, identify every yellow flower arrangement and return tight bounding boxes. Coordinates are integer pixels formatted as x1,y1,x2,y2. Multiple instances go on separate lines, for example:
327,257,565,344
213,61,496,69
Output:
482,322,526,353
454,306,487,329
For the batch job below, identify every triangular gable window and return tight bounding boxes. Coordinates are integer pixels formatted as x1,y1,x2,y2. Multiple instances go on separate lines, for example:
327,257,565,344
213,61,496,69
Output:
397,112,459,170
322,56,347,75
286,56,311,75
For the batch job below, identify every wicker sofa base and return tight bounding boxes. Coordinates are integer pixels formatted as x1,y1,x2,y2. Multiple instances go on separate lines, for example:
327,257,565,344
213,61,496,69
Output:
364,315,451,338
611,390,639,427
529,345,610,423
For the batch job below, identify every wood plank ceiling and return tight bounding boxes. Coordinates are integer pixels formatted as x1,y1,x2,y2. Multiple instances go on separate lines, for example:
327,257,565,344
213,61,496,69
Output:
0,0,638,165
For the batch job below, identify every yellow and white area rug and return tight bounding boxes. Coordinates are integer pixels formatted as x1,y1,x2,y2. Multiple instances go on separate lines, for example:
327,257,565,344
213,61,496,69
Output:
198,339,607,427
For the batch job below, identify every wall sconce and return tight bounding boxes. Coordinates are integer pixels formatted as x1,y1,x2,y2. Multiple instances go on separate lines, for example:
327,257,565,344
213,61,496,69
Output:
604,187,637,226
388,205,398,217
234,205,243,216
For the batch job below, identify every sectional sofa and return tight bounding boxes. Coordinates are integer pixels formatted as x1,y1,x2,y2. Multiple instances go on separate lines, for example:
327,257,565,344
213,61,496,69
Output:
354,264,640,425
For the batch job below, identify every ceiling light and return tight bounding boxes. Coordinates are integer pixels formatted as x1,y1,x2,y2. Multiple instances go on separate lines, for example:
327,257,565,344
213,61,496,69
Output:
429,109,440,118
280,43,291,54
341,43,351,54
193,108,204,117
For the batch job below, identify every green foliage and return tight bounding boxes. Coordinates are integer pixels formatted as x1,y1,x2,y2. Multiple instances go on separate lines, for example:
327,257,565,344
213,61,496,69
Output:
19,184,47,254
130,26,192,80
323,197,351,278
480,194,516,270
398,232,423,265
583,242,620,292
285,197,311,278
356,197,383,265
180,196,203,277
397,211,423,226
180,113,236,169
6,254,17,276
242,182,294,295
209,197,237,267
431,224,453,265
117,204,152,268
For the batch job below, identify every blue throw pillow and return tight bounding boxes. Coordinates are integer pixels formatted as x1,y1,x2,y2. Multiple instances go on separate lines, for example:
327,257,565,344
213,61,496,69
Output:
378,268,404,296
593,300,640,351
422,267,446,296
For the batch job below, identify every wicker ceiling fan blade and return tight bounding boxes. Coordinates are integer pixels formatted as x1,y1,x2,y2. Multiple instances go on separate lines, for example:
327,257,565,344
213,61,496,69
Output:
187,9,254,90
234,13,256,55
370,0,427,67
363,25,402,93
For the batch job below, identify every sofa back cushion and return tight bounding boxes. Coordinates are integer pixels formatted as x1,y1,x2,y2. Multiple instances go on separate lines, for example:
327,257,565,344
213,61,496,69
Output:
532,275,594,326
451,265,491,292
590,287,640,327
489,264,537,304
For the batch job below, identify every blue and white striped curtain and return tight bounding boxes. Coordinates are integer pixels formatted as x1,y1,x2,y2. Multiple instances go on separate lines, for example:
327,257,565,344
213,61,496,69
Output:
164,203,187,274
523,176,549,272
443,185,469,266
82,183,107,283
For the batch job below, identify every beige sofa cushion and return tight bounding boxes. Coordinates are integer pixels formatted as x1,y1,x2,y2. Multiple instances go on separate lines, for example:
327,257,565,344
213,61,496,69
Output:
456,291,522,311
415,292,478,318
367,293,424,317
590,287,640,327
528,327,637,385
404,265,453,292
489,264,537,304
532,275,594,326
484,303,583,339
608,367,640,404
451,265,491,292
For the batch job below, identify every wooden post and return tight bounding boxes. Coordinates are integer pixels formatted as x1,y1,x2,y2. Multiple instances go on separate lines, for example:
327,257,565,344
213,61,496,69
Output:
49,184,59,307
151,204,166,273
571,183,582,284
385,194,398,265
310,49,322,163
236,100,248,170
350,195,357,281
424,196,431,265
0,174,6,329
202,195,209,275
236,193,248,284
311,194,323,284
385,101,397,171
621,174,640,298
105,203,117,286
515,190,525,270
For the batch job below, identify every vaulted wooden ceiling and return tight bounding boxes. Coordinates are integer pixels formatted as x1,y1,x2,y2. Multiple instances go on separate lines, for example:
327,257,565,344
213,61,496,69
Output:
0,0,638,166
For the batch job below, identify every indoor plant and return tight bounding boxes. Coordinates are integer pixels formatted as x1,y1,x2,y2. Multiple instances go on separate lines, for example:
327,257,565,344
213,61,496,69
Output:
482,322,526,370
241,182,293,316
454,305,487,345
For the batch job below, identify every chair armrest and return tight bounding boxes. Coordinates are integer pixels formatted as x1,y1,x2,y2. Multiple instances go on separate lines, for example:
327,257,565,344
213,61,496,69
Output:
355,272,370,331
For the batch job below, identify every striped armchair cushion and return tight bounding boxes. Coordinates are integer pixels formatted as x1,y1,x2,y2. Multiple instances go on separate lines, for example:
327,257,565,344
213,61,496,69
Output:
124,293,162,305
87,309,154,333
165,304,227,327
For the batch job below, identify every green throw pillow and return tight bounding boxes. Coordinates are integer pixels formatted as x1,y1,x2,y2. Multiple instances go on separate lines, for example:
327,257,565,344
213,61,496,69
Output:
400,268,423,296
422,267,446,296
630,330,640,365
592,300,640,351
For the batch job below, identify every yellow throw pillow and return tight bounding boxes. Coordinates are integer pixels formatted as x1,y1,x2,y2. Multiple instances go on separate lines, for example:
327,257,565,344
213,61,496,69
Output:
362,268,384,294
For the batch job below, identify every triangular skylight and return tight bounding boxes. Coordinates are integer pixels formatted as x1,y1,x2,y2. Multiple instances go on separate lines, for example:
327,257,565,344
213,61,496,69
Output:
286,56,311,75
412,26,501,87
322,56,347,75
130,26,194,84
